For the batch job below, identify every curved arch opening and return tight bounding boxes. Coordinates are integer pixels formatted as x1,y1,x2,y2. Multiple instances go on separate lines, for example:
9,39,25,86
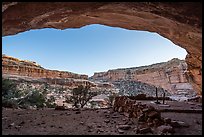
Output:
2,3,202,135
2,24,187,77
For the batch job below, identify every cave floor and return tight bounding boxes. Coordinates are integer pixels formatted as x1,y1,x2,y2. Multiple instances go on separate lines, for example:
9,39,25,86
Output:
2,101,202,135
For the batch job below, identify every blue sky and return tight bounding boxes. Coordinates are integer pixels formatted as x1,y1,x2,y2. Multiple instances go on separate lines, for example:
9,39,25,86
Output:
2,24,187,77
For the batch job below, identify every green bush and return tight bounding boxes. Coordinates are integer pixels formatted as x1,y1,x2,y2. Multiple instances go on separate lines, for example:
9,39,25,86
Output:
2,98,19,108
2,78,20,108
66,85,97,108
18,88,46,108
2,79,57,109
46,95,56,108
2,78,18,98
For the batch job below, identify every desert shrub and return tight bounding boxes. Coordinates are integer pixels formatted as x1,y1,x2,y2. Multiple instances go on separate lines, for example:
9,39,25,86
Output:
108,94,116,107
89,101,97,108
66,85,97,108
2,78,20,108
46,95,56,108
2,79,57,109
2,78,18,98
103,92,118,107
18,89,46,108
2,98,19,108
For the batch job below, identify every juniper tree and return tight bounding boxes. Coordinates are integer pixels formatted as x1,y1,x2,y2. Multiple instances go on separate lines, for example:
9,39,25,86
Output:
66,85,97,108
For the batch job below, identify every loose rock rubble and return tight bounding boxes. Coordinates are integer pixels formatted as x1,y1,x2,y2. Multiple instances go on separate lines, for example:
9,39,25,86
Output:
113,96,190,135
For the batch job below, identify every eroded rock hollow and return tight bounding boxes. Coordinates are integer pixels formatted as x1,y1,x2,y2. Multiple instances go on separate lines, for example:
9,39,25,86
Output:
2,2,202,95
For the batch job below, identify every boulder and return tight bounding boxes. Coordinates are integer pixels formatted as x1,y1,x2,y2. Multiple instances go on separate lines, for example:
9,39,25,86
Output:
116,124,131,130
164,118,171,124
138,127,152,134
156,125,174,134
147,111,161,119
55,105,66,110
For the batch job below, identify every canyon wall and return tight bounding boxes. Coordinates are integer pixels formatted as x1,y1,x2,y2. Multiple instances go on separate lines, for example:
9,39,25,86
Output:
90,58,196,95
2,54,88,80
2,54,96,88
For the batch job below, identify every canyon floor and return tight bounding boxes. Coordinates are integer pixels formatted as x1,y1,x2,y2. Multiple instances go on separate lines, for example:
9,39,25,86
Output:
2,100,202,135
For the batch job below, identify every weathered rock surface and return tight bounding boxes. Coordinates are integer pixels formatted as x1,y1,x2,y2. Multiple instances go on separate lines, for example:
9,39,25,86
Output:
91,58,197,96
112,80,172,97
113,96,192,135
2,54,88,80
2,2,202,95
156,125,174,134
2,54,97,88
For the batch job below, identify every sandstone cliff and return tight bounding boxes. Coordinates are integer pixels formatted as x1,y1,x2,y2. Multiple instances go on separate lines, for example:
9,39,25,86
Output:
2,54,88,80
2,54,95,88
90,58,196,95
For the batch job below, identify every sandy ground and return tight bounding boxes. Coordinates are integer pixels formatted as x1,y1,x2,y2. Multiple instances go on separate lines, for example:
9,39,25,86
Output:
2,101,202,135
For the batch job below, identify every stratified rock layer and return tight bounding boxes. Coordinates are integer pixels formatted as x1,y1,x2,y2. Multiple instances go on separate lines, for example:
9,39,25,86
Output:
91,58,196,95
2,54,95,88
2,54,88,80
2,2,202,95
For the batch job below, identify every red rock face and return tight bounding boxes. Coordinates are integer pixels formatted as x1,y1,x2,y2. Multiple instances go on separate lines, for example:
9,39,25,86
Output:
2,54,88,80
2,2,202,95
91,58,196,95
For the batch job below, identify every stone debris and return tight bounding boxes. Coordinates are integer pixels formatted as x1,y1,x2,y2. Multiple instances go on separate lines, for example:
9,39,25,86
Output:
158,104,170,107
123,112,130,117
116,124,131,130
122,118,127,121
195,120,200,125
19,121,25,126
8,122,15,127
170,120,182,128
50,125,55,128
156,125,174,134
113,96,193,135
112,80,171,97
65,112,71,115
15,125,21,130
176,121,189,127
103,110,108,113
55,105,66,110
170,120,189,128
147,111,161,119
97,125,102,128
87,125,93,129
147,122,154,127
96,110,100,113
125,120,134,125
153,118,162,127
97,128,104,132
105,115,110,118
164,118,171,124
117,129,125,134
52,114,57,116
137,127,152,134
2,117,8,120
75,111,81,114
112,115,119,118
104,119,110,123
